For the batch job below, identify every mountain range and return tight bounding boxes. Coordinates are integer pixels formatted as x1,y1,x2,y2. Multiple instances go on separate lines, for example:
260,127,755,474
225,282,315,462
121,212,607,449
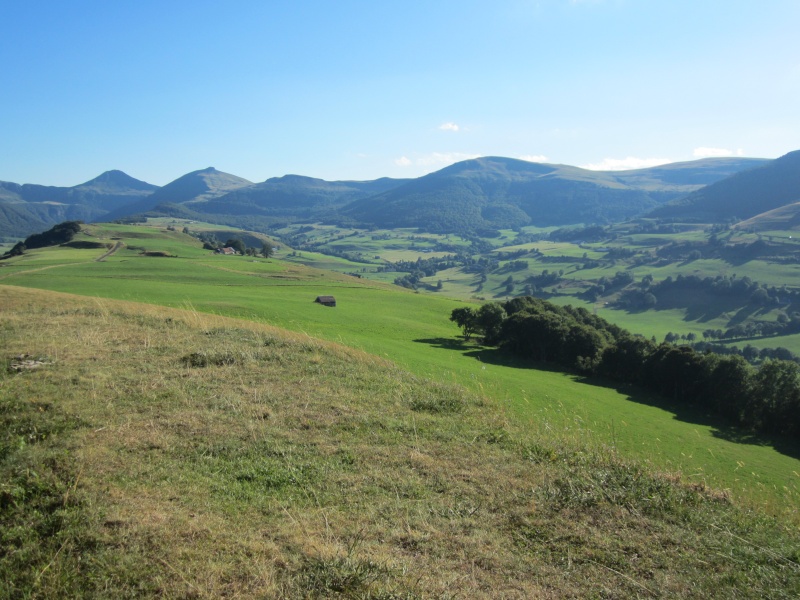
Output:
647,149,800,222
0,170,157,237
3,152,796,238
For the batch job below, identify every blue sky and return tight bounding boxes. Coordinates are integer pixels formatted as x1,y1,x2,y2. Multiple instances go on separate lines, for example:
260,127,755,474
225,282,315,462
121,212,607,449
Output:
1,0,798,186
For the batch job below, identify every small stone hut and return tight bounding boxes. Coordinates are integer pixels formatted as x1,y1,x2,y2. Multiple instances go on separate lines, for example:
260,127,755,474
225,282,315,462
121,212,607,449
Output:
314,295,336,307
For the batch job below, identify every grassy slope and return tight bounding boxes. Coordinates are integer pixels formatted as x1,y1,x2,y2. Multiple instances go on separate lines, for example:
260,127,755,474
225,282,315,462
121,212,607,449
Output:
1,225,800,519
280,223,800,353
2,286,800,598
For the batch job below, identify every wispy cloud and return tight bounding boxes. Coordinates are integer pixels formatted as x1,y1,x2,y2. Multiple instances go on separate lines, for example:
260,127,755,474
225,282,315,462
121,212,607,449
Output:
394,156,412,167
518,154,549,163
581,156,673,171
438,122,460,132
693,147,745,158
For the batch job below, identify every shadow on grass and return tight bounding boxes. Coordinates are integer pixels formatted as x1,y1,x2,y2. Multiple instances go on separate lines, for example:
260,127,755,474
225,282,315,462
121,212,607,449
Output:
575,374,800,461
413,337,567,373
414,336,800,461
414,337,473,352
725,304,761,328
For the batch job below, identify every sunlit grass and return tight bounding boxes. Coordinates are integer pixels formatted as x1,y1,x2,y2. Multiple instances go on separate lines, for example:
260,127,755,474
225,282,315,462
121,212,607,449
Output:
2,286,799,598
3,224,800,517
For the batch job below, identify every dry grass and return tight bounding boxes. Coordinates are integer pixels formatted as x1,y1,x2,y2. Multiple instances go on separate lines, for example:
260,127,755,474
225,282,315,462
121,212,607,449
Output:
1,285,799,599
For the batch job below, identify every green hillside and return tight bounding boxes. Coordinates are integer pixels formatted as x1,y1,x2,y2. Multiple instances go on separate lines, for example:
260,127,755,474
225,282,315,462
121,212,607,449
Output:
342,156,769,232
649,150,800,222
0,171,157,237
737,202,800,232
199,175,409,218
2,222,800,521
4,286,799,597
103,167,253,221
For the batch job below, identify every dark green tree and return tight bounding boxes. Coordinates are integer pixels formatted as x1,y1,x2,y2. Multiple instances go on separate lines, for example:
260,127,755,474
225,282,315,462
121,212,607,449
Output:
563,323,609,370
705,355,752,423
262,241,275,258
225,238,246,255
597,335,656,384
498,311,568,362
749,360,800,435
450,307,478,340
7,242,26,257
23,221,82,249
475,302,506,345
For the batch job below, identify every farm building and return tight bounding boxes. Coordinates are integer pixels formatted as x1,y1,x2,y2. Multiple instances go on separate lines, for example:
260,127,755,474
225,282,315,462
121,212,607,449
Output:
314,295,336,307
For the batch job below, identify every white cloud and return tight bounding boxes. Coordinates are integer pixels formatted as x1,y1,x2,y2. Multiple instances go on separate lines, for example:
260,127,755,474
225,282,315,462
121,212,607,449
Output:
394,156,412,167
693,147,745,158
438,122,460,132
581,156,673,171
518,154,549,163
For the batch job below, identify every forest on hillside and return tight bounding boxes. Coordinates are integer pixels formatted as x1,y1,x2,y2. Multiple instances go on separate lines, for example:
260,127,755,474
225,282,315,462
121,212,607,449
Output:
452,297,800,438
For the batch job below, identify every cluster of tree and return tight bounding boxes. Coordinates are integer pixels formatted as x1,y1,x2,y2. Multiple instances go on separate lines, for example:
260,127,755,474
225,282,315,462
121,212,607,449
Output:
23,220,83,249
508,231,549,245
574,258,604,270
523,269,563,289
585,271,636,301
496,259,529,273
393,272,425,290
2,221,83,258
199,235,275,258
382,255,460,278
450,296,800,437
549,225,609,242
604,247,637,259
654,239,791,263
701,314,800,341
616,288,658,309
462,256,500,275
625,221,682,234
690,341,798,364
616,273,800,317
651,273,795,303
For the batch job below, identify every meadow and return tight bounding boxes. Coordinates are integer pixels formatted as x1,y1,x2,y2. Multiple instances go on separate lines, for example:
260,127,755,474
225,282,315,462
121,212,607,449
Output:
274,222,800,355
5,286,800,598
2,223,800,521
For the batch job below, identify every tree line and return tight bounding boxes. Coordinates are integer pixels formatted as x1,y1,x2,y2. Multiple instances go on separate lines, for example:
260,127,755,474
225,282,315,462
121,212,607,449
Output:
2,221,84,259
450,297,800,438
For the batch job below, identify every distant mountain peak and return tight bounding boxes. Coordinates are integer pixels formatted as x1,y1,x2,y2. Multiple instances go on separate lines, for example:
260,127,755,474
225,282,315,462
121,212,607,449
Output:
77,170,157,192
141,167,253,207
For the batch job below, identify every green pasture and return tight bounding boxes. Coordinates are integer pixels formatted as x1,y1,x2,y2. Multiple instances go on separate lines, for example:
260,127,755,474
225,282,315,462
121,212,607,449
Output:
3,226,800,518
146,217,242,233
490,241,540,253
623,230,708,245
281,249,374,273
421,266,481,298
284,225,468,263
759,230,800,240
